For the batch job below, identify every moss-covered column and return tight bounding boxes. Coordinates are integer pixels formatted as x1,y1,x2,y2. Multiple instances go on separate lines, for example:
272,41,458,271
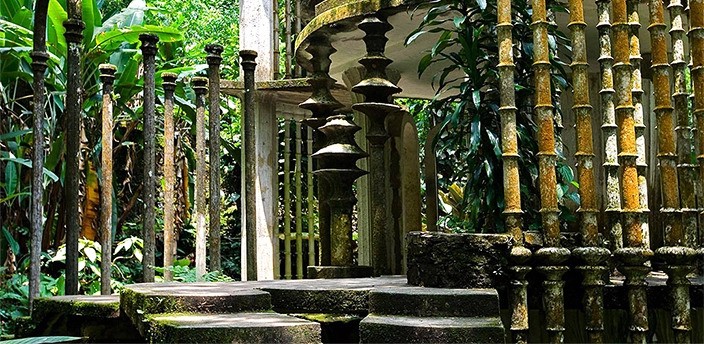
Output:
351,16,403,276
669,0,698,245
241,50,258,281
193,77,208,280
569,0,610,341
627,0,649,247
162,72,177,282
649,3,697,341
99,64,116,295
612,0,653,341
29,0,50,309
63,16,85,295
498,0,530,341
299,33,345,267
532,0,570,341
313,116,367,266
206,44,224,272
691,0,704,255
139,33,159,283
596,0,623,253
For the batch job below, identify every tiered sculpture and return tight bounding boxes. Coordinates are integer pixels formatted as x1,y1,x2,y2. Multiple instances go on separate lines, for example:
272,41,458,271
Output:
351,16,403,276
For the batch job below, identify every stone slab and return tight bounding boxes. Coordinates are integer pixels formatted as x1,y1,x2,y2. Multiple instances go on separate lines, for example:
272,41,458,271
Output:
256,276,406,314
307,265,374,279
359,315,505,343
148,312,321,343
369,286,500,317
34,295,120,319
121,282,271,336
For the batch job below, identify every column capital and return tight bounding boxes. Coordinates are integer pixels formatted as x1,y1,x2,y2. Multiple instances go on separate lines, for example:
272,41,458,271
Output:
240,50,258,71
99,64,117,85
206,44,224,66
139,33,160,56
63,19,85,43
192,76,209,95
162,72,178,92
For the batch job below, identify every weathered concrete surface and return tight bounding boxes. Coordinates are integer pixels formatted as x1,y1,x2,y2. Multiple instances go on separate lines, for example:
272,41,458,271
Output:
147,312,322,343
369,287,500,318
121,283,271,336
406,232,512,288
25,295,141,342
360,315,505,343
307,265,374,279
258,276,406,314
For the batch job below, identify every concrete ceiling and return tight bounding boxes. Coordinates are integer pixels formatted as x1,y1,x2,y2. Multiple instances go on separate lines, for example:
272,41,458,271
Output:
298,0,668,100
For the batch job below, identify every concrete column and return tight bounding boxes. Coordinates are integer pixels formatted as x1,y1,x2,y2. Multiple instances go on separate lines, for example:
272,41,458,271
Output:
239,0,277,280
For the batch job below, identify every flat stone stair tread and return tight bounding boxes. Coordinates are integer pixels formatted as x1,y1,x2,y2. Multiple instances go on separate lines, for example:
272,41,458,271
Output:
147,312,321,343
369,286,500,317
34,295,120,318
121,283,272,336
256,276,407,315
360,315,505,343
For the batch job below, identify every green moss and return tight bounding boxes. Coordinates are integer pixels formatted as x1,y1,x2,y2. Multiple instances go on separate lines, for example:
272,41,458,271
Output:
292,313,362,324
33,297,120,322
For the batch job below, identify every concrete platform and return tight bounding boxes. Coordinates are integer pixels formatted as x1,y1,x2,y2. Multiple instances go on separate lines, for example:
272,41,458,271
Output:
147,312,322,343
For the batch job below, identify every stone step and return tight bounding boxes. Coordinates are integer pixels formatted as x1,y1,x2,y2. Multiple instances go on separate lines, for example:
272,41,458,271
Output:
24,295,141,342
369,286,500,317
359,315,505,343
120,282,271,335
147,312,322,343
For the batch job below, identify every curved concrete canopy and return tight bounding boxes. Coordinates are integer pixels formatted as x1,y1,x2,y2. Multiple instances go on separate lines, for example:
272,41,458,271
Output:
296,0,658,100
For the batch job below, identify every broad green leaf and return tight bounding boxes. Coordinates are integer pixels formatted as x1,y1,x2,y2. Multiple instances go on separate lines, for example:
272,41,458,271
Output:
84,246,97,262
0,336,82,344
94,25,182,52
47,0,68,56
0,129,31,141
97,0,147,34
5,160,17,195
2,226,20,255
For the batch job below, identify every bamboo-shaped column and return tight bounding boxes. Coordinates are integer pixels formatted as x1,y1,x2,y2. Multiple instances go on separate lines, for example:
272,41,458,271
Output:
627,0,650,247
692,0,704,252
29,0,49,309
299,33,344,268
295,120,304,278
193,77,208,280
99,64,116,295
162,72,177,282
139,33,159,282
612,0,653,341
497,0,530,342
63,16,85,295
597,0,623,252
568,0,611,342
532,0,570,341
670,0,698,245
206,44,223,272
307,126,315,267
311,114,370,277
351,16,402,276
649,1,698,342
241,50,258,281
283,119,293,279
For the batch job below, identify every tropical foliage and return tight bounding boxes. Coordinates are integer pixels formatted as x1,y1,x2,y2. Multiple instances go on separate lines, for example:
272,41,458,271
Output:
407,0,578,232
0,0,244,335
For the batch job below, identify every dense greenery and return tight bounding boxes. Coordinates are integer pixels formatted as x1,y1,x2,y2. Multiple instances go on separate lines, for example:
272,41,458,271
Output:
407,0,578,232
0,0,243,334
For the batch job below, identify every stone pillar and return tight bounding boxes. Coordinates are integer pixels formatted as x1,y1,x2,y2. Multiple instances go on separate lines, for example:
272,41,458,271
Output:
99,64,116,295
300,33,344,267
239,0,278,280
206,44,224,272
351,16,403,276
162,72,178,282
63,18,85,295
193,77,208,280
139,33,159,283
308,114,373,279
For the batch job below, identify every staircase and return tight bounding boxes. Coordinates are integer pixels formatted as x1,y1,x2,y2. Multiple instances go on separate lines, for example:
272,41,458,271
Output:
359,286,506,343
